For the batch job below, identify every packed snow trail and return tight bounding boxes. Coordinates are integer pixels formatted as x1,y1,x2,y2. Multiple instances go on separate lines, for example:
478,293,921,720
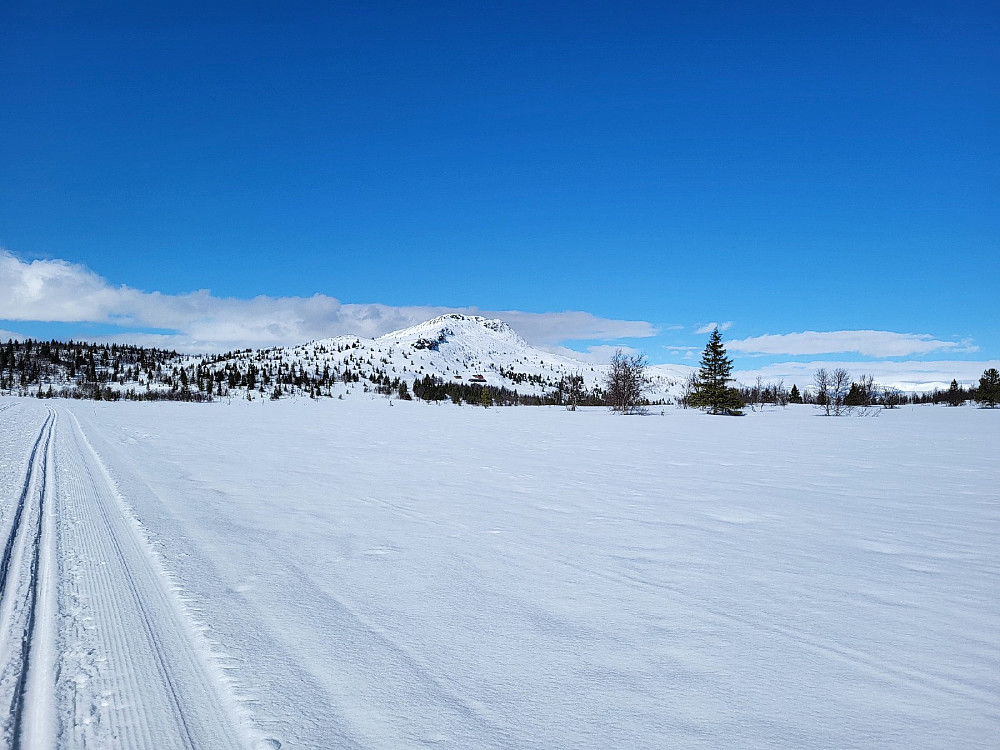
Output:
0,402,247,749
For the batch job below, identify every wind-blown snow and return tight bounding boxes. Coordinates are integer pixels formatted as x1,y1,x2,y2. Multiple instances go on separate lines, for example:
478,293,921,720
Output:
2,397,994,748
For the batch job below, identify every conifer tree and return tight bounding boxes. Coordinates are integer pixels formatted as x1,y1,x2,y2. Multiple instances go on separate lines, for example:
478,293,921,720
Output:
690,328,743,415
979,368,1000,408
947,378,962,406
845,382,866,406
789,384,802,403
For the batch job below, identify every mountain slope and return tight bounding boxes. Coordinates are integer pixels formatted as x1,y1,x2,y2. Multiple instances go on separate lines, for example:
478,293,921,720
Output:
242,313,690,402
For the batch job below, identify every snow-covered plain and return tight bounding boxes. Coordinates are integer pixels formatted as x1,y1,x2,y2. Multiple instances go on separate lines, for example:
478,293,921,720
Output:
1,396,997,748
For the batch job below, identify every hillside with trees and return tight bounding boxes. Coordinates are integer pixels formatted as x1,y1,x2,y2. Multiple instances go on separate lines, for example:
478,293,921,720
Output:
3,317,996,413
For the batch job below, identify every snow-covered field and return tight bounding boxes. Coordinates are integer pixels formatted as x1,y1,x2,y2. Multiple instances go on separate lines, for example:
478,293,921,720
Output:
1,396,997,749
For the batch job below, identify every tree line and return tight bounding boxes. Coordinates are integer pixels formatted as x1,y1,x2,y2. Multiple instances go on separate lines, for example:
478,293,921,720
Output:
3,335,998,411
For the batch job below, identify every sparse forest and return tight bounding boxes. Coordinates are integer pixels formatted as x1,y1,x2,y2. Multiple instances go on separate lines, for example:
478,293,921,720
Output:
0,339,210,401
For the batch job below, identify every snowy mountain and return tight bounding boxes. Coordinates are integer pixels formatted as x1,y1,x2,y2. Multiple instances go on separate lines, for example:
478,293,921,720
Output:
207,313,692,403
2,314,694,404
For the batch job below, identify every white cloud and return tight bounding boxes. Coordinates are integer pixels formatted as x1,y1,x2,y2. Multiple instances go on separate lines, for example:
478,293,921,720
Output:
728,330,977,358
0,251,657,353
694,321,733,334
0,329,25,342
539,344,645,365
665,345,700,360
495,310,656,345
732,359,1000,393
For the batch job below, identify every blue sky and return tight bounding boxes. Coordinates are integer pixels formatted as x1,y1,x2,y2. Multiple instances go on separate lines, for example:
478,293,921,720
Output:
1,1,997,388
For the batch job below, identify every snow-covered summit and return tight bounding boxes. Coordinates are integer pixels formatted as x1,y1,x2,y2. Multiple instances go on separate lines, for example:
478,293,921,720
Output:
380,314,522,345
377,314,536,363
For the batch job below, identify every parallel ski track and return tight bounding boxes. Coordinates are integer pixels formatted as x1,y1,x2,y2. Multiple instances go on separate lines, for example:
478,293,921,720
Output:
57,409,247,750
0,411,52,601
1,406,248,749
0,407,55,749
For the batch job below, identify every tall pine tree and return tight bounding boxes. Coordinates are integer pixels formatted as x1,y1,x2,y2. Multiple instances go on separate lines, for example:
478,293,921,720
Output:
690,328,744,415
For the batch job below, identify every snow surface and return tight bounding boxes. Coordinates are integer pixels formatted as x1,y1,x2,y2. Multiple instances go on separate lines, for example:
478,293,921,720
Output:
1,396,998,748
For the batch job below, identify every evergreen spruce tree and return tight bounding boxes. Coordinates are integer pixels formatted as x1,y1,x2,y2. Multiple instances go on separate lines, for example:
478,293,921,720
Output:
844,382,865,406
947,378,962,406
979,368,1000,408
690,328,744,415
789,384,802,403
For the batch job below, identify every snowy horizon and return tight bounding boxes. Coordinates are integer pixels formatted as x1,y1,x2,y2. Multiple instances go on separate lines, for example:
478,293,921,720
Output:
1,250,994,392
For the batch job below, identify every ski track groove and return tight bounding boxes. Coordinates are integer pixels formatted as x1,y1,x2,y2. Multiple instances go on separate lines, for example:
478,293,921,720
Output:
1,404,248,750
57,408,247,750
0,409,55,749
11,408,56,750
0,411,51,602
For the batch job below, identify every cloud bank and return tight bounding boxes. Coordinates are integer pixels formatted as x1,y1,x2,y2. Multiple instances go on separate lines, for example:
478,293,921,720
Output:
3,251,990,392
0,251,656,352
540,344,647,365
728,330,976,358
733,359,1000,394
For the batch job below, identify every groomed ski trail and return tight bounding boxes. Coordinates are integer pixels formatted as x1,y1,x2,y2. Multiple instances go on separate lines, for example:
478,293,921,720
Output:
0,404,249,749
